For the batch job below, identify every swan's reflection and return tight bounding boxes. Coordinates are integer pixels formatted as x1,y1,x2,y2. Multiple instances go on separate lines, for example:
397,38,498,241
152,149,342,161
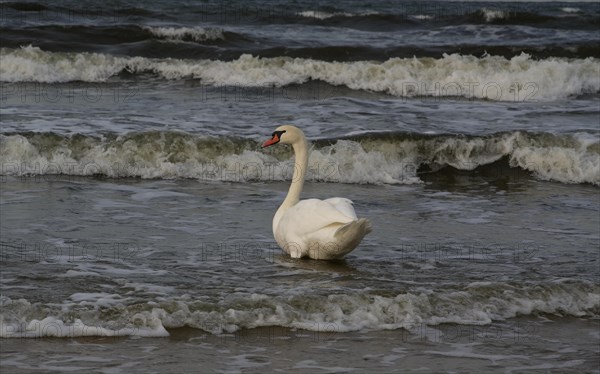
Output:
272,254,358,273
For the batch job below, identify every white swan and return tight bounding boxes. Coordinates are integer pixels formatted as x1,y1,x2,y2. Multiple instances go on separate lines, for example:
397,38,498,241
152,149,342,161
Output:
262,125,372,260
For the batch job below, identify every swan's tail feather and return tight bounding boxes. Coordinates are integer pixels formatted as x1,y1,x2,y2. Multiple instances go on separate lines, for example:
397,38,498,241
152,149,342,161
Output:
308,219,371,260
334,218,372,244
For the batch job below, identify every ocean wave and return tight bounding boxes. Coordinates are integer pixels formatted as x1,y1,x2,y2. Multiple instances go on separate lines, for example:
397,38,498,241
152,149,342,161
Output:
288,8,598,31
1,280,597,338
560,7,581,14
480,8,510,22
142,26,225,42
471,9,553,24
292,8,596,28
1,1,156,17
296,10,380,20
412,14,433,20
297,10,356,20
0,24,235,48
1,46,598,101
2,2,598,32
1,130,598,185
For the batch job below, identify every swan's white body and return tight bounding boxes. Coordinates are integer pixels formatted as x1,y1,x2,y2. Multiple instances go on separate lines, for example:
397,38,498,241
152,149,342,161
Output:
263,125,372,260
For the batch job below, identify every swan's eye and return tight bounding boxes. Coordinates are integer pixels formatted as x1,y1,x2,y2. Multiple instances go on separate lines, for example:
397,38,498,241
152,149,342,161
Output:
262,130,287,148
272,130,286,139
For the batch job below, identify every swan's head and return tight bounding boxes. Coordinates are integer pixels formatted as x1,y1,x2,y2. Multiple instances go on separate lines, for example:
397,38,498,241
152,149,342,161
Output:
261,125,305,148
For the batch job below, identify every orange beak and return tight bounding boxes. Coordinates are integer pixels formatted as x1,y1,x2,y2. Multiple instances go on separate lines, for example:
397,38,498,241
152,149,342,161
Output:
262,134,280,148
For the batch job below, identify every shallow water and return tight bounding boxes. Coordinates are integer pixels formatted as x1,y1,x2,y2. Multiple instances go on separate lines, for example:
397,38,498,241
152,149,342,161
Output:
1,319,599,373
1,176,598,368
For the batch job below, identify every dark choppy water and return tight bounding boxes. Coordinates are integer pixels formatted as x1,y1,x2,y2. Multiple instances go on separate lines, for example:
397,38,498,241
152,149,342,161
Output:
1,1,599,373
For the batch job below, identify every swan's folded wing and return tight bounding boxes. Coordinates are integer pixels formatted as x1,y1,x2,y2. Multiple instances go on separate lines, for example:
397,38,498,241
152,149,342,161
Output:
282,198,356,236
324,197,358,220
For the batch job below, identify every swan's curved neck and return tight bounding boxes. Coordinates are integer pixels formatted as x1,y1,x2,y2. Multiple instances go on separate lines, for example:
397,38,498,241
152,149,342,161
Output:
281,138,308,210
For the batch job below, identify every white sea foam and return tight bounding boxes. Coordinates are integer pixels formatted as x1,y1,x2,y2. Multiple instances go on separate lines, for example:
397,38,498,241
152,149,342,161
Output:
69,292,127,307
1,316,169,338
481,8,509,22
297,10,354,19
297,10,377,20
0,133,420,184
0,46,126,82
143,26,225,42
1,280,597,338
0,297,169,338
1,131,598,185
510,144,600,185
2,46,597,101
560,7,580,13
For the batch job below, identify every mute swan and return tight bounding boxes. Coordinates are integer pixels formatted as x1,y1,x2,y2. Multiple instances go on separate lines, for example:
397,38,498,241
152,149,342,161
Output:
261,125,372,260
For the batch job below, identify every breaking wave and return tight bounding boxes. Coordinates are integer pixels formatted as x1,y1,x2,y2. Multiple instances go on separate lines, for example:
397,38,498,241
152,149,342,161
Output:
142,26,225,42
1,46,598,101
1,130,598,185
1,280,597,338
